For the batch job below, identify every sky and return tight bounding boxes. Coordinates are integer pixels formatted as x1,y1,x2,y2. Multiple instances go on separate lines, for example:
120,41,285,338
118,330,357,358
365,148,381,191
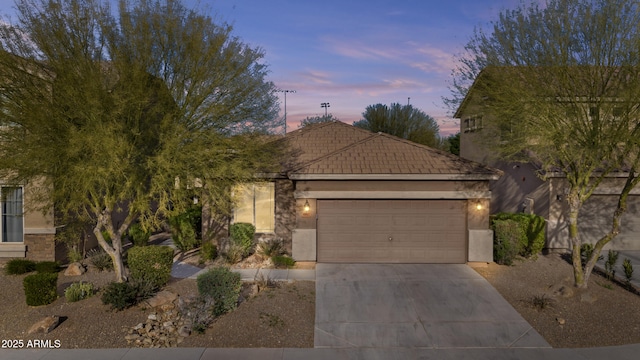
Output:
0,0,525,136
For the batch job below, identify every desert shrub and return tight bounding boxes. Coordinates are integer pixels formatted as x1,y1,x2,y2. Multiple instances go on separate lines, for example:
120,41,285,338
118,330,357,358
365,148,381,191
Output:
127,222,151,247
224,243,245,264
101,282,139,311
230,222,255,257
100,277,157,311
87,248,114,271
5,259,36,275
201,241,217,261
169,206,202,252
178,295,216,333
493,219,524,265
35,261,61,274
64,282,94,302
256,238,284,258
127,246,174,289
197,267,242,316
580,243,603,266
605,250,619,280
67,249,83,263
23,272,58,306
491,212,546,258
272,255,296,269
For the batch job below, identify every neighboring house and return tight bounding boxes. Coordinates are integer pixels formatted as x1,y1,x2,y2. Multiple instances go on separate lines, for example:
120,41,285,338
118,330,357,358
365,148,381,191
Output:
213,121,502,263
0,181,56,261
455,79,640,252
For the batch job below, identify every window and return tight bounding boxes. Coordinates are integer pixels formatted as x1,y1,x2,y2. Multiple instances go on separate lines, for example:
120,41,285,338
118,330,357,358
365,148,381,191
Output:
233,183,275,233
463,115,483,133
1,186,23,243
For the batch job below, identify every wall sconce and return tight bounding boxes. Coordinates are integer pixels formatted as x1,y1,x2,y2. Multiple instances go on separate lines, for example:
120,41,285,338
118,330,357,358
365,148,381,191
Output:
475,201,483,211
302,200,311,216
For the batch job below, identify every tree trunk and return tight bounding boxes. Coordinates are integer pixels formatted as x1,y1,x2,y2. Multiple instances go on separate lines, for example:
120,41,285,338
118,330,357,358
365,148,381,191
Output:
567,189,586,288
92,209,131,283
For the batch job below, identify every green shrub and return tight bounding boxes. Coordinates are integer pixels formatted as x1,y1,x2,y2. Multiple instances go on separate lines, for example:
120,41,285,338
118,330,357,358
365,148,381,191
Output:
623,258,634,286
87,248,114,271
5,259,36,275
272,255,295,269
101,282,139,311
605,250,619,280
201,241,217,261
169,207,202,252
35,261,61,274
224,243,244,264
127,222,151,247
67,249,83,263
493,219,524,265
127,246,174,289
196,267,242,316
23,272,58,306
230,222,255,257
65,282,94,302
491,212,546,258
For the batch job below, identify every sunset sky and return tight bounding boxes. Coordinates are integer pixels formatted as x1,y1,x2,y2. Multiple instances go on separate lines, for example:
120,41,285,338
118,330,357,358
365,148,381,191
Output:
0,0,526,136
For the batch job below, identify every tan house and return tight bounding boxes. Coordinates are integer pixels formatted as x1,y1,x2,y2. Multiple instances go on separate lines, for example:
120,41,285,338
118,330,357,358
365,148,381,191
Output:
455,77,640,252
226,121,502,263
0,182,56,261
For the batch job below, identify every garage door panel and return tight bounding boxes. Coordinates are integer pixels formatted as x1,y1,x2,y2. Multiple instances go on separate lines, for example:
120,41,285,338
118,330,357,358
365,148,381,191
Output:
317,200,467,263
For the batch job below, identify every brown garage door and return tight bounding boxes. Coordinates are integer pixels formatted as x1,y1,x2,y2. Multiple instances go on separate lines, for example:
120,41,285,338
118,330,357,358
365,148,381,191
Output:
317,200,467,263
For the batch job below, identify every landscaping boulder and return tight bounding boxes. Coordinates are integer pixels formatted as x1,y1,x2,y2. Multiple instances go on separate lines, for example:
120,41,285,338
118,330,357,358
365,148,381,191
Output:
63,262,86,276
28,315,60,334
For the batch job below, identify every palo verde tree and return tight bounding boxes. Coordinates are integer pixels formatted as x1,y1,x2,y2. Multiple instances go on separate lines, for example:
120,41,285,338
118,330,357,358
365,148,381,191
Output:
449,0,640,288
353,103,442,148
0,0,281,282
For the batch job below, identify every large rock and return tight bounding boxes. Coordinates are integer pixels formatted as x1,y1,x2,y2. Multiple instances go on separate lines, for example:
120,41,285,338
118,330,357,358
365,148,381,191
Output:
28,316,60,334
142,290,178,309
64,262,86,276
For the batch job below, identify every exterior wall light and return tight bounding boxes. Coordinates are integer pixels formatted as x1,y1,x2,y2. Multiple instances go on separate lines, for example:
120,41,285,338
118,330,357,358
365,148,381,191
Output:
475,202,483,211
302,200,311,216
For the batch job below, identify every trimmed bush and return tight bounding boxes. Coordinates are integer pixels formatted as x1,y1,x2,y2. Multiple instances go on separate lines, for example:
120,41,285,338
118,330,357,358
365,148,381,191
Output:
127,222,151,247
493,219,524,265
197,267,242,316
5,259,36,275
127,245,174,289
23,272,58,306
35,261,61,274
272,255,295,269
65,282,94,302
230,222,255,257
201,241,217,261
491,212,546,258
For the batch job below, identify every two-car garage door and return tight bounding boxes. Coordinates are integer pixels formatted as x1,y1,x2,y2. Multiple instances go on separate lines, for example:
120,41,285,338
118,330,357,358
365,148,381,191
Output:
317,200,467,263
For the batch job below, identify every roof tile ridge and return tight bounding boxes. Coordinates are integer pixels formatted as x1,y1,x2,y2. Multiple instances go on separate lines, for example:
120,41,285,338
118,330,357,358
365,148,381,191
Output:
287,132,381,173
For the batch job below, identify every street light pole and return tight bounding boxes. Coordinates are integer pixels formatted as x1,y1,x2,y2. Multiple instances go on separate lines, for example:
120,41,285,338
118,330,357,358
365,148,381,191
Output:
321,102,330,117
277,89,296,134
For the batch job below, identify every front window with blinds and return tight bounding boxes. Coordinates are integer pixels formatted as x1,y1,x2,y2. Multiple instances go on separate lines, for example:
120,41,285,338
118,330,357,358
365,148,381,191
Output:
1,186,23,243
233,183,275,233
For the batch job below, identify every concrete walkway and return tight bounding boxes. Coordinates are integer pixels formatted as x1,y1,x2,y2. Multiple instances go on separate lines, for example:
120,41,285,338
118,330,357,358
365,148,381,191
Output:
170,261,316,282
315,264,549,349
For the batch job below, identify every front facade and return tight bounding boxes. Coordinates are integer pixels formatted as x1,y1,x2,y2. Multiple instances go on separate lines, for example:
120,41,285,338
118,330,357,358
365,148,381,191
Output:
0,181,56,261
227,121,501,263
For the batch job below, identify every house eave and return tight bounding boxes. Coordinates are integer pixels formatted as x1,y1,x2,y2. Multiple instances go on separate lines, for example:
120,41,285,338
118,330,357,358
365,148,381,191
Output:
287,173,501,181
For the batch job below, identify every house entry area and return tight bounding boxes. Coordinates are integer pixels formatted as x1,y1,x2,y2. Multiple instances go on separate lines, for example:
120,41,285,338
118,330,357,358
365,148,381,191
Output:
316,199,467,263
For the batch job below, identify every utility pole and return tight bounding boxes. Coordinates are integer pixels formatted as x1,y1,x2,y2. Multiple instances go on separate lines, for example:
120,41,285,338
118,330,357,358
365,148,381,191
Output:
321,102,330,117
277,89,296,134
407,97,411,106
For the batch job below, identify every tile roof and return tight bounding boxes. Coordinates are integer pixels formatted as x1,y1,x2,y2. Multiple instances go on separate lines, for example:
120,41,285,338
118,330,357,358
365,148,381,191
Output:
283,121,501,180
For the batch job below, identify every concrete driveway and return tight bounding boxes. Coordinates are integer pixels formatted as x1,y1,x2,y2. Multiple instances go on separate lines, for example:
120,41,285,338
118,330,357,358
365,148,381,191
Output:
315,264,551,349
